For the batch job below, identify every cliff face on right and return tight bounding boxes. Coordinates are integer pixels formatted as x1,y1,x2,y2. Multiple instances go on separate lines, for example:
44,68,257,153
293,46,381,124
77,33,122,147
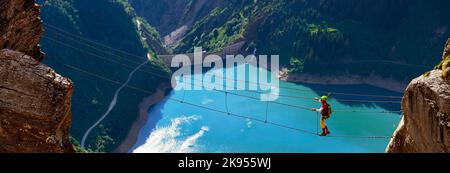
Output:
387,38,450,153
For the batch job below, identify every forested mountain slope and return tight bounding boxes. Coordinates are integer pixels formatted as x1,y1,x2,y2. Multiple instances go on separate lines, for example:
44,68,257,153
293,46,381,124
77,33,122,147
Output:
133,0,450,83
35,0,450,152
38,0,170,152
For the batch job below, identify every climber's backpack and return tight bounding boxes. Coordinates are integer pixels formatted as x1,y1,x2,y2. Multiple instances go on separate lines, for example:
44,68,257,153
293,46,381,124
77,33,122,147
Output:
322,103,332,119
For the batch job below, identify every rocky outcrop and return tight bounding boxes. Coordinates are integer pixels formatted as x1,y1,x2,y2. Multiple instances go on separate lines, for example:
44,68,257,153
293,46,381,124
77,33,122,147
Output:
0,0,44,61
130,0,222,49
130,0,221,36
387,39,450,153
439,39,450,80
0,0,74,153
0,50,74,153
445,39,450,56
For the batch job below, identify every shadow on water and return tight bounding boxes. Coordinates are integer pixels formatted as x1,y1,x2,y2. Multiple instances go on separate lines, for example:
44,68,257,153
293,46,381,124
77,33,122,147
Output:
297,83,404,113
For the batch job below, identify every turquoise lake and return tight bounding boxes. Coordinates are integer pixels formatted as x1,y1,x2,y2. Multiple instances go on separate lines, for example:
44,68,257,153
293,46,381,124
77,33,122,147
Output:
130,64,403,153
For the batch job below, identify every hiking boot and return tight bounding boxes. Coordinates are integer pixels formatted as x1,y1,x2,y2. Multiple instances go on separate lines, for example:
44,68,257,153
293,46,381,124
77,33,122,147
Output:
319,129,327,136
325,127,331,135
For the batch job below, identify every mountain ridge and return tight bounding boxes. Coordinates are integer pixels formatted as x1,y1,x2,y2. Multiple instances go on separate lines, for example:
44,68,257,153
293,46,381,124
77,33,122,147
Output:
131,0,450,84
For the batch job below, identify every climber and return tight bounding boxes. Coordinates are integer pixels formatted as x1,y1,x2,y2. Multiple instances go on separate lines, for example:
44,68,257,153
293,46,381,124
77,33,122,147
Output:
311,96,332,136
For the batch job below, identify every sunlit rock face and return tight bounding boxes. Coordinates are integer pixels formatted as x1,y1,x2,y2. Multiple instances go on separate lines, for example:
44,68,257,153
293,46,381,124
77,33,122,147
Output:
387,38,450,153
0,0,74,153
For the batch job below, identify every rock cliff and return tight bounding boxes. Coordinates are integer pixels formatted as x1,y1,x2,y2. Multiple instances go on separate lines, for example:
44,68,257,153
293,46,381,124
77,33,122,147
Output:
0,0,44,61
387,38,450,153
0,0,74,153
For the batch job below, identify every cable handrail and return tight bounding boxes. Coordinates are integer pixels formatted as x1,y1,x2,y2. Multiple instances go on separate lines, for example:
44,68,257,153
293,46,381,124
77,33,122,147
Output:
43,24,404,99
48,56,394,139
44,23,146,59
42,35,403,111
42,35,402,105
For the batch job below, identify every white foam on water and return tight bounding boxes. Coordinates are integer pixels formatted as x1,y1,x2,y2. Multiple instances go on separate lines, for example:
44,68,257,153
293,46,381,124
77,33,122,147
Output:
201,98,214,105
179,126,210,152
246,118,253,128
132,115,209,153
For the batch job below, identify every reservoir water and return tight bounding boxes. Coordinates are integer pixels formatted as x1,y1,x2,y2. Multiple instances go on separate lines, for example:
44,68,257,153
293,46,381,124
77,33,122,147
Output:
130,64,402,153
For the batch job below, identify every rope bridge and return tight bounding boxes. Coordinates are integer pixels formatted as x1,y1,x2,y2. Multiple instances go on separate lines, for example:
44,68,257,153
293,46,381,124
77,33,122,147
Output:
41,24,403,142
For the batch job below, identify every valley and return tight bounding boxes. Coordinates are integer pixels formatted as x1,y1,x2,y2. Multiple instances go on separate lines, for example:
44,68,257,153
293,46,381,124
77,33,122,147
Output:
32,0,450,153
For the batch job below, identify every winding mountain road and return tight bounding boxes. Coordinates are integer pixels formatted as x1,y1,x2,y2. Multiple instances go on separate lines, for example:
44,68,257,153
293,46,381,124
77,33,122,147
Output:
81,60,149,148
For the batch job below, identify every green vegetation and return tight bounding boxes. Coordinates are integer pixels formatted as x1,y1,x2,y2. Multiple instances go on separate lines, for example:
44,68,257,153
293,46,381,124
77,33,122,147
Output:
173,0,346,70
442,68,449,80
41,0,79,30
150,0,450,82
438,55,450,79
422,71,431,78
289,57,305,73
38,0,171,152
70,136,92,153
71,130,114,153
114,0,167,54
88,125,115,153
38,0,450,152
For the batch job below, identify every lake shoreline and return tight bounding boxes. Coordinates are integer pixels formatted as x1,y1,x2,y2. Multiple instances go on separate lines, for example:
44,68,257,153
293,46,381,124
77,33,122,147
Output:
114,82,172,153
119,69,406,153
278,70,408,93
